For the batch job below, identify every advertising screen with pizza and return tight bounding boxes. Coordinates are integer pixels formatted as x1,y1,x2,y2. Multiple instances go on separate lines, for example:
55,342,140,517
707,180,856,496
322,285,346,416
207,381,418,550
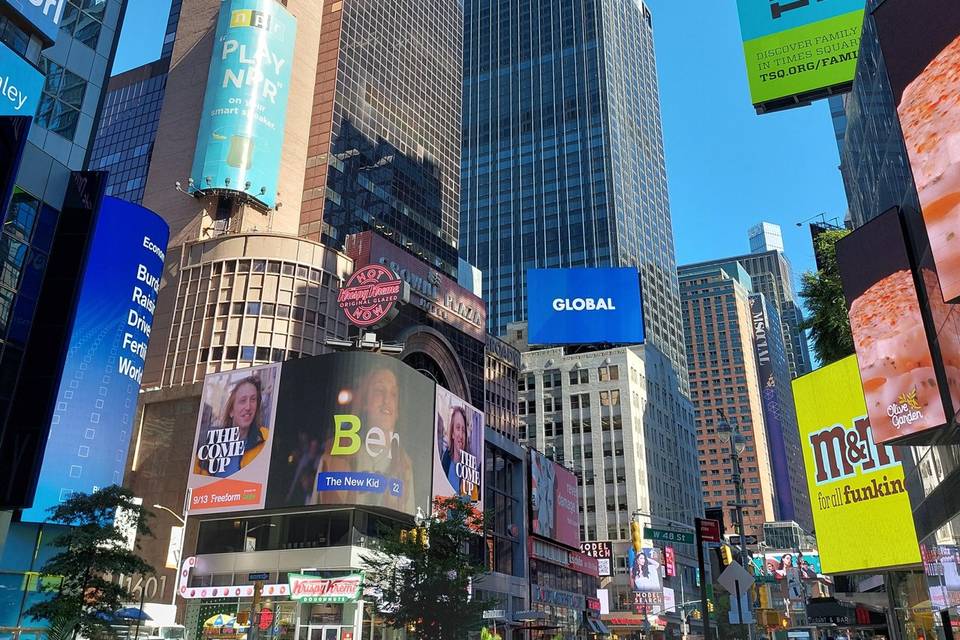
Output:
837,208,949,444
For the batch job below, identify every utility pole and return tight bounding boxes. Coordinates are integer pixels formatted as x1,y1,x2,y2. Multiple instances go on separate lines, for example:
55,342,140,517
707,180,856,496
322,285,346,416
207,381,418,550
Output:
719,409,754,640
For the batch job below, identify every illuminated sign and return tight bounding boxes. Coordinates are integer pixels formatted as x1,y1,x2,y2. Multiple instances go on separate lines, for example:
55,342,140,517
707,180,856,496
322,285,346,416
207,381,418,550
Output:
736,0,864,110
792,356,921,573
288,573,364,603
337,263,404,328
837,208,949,444
3,0,66,43
190,0,297,208
21,197,169,522
0,45,43,117
433,385,484,509
527,268,645,345
874,0,960,303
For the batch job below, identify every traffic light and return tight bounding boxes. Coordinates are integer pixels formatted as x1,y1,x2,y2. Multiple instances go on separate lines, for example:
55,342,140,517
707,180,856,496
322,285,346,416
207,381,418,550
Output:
630,521,643,552
720,544,734,567
708,599,715,614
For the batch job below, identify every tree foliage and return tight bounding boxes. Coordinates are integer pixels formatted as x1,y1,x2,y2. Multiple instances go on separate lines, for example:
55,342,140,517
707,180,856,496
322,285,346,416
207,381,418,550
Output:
361,496,493,640
799,228,854,366
25,485,155,639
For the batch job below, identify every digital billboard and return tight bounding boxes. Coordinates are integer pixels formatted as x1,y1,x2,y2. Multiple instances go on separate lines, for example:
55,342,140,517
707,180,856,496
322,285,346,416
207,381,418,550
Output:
629,547,664,614
792,356,921,574
21,197,169,522
580,541,613,577
751,552,822,580
736,0,863,110
874,0,960,303
527,268,644,345
3,0,66,43
433,385,483,510
0,45,44,118
186,363,282,514
267,352,435,517
529,449,580,548
749,294,794,520
190,0,296,209
837,208,949,444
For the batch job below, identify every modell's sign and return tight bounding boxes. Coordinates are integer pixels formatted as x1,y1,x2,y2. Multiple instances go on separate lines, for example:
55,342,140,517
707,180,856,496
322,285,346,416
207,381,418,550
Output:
338,264,405,328
288,573,364,603
346,231,486,339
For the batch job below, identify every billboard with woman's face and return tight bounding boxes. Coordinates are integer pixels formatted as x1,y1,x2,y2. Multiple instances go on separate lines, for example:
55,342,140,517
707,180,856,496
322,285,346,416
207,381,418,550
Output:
186,363,282,514
433,386,484,510
629,548,664,614
266,352,435,516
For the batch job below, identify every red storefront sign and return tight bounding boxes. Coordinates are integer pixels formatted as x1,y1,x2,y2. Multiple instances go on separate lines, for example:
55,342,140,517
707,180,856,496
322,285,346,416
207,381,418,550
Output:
288,573,364,603
664,546,676,577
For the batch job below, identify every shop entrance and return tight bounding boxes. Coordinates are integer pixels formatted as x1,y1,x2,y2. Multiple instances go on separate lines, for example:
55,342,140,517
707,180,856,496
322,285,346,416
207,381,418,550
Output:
306,627,348,640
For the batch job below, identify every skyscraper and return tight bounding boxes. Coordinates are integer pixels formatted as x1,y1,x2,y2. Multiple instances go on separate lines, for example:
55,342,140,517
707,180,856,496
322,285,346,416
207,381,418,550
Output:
678,262,777,538
749,221,785,254
687,227,813,379
460,0,686,383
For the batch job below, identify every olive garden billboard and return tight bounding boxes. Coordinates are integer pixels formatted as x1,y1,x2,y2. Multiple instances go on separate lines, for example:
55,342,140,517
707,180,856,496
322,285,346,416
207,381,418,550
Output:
792,356,921,574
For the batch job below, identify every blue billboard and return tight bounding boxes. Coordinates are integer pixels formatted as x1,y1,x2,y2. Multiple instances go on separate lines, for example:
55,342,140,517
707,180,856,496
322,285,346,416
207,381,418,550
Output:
0,44,44,117
3,0,66,43
190,0,297,209
21,197,169,522
527,268,645,345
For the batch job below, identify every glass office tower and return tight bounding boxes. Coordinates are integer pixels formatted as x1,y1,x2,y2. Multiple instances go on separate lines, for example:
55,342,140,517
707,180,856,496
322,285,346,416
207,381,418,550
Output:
460,0,686,383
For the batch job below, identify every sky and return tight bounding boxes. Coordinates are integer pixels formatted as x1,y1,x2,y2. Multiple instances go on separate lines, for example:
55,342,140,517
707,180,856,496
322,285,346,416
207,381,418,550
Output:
113,0,849,287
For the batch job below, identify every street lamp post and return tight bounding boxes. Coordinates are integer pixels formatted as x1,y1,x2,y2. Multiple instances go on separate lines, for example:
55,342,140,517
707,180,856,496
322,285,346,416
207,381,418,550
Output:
718,409,754,640
153,501,187,607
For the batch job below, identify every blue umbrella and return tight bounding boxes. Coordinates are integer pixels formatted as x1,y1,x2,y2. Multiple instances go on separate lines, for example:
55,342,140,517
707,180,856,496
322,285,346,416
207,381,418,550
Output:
115,607,152,621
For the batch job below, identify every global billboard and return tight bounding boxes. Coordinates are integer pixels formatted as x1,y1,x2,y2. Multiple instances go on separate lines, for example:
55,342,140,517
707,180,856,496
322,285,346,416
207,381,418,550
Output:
529,449,580,548
836,208,952,444
629,547,664,614
185,363,282,513
792,356,921,574
190,0,296,209
0,45,44,117
21,197,170,522
433,385,484,510
874,0,960,303
736,0,863,110
527,268,644,345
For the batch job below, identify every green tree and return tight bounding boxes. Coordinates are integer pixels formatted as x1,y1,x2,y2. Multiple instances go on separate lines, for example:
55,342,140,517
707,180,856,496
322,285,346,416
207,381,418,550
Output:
361,496,493,640
25,485,155,640
799,228,854,365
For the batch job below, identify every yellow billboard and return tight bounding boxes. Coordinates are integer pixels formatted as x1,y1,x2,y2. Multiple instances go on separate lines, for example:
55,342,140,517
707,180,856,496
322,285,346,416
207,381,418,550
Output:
793,356,921,574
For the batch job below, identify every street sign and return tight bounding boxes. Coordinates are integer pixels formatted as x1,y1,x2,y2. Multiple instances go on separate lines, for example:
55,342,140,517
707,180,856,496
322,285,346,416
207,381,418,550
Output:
248,572,270,581
483,610,506,620
728,535,758,546
697,518,721,543
643,527,694,545
718,561,755,596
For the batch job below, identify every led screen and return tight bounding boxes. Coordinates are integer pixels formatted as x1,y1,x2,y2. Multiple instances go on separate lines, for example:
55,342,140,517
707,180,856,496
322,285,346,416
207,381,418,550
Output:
874,0,960,303
792,356,921,574
837,208,950,444
527,268,644,345
190,0,296,208
21,197,169,522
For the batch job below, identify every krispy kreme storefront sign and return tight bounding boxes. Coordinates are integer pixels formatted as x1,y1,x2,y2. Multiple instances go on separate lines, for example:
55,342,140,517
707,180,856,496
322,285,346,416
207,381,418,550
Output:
288,573,364,603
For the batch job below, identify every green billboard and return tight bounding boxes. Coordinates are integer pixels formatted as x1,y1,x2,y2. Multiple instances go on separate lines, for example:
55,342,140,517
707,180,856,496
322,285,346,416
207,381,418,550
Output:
737,0,864,111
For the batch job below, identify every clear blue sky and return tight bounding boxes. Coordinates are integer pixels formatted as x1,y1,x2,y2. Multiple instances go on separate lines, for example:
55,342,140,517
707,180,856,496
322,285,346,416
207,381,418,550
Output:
113,0,849,286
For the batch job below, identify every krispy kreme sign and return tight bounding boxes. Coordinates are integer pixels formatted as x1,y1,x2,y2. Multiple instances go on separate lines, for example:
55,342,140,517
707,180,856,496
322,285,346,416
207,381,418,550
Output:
337,264,404,328
288,573,364,603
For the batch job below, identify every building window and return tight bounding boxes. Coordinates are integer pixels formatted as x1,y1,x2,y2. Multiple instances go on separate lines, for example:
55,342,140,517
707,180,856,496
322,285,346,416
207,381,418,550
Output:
569,369,588,385
36,59,87,140
59,0,108,49
598,365,619,382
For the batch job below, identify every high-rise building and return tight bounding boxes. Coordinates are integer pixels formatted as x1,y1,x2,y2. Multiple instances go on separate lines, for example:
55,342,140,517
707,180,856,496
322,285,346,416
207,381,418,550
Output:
0,0,131,631
460,0,687,384
678,262,777,538
514,337,702,636
749,221,785,254
89,0,181,203
686,239,813,378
